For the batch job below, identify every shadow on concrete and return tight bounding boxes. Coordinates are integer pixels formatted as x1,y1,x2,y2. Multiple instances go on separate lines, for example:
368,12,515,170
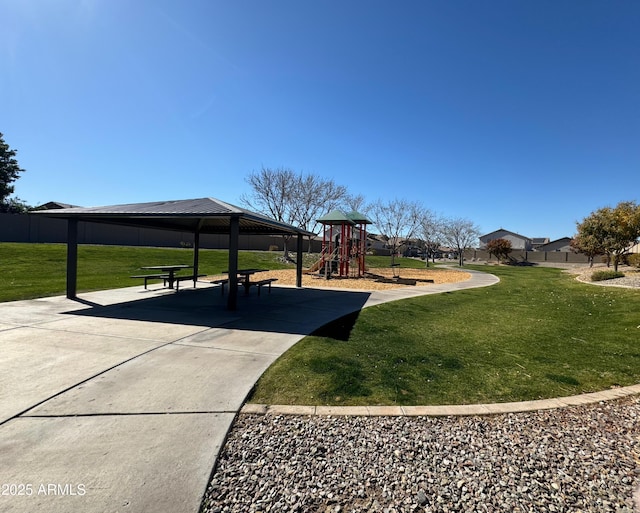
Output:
64,286,372,336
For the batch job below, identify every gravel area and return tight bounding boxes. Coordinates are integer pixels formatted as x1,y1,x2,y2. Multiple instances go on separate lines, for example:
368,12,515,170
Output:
202,397,640,513
201,263,639,513
575,268,640,289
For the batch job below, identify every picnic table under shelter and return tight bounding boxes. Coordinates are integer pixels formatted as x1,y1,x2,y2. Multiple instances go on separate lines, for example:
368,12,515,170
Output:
33,197,313,310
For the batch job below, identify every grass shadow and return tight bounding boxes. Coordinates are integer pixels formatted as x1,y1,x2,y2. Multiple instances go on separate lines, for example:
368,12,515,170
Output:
546,373,580,386
308,355,371,401
309,310,361,341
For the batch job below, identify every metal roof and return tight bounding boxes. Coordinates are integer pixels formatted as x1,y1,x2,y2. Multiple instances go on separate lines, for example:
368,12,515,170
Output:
316,210,356,225
346,210,372,224
32,197,314,236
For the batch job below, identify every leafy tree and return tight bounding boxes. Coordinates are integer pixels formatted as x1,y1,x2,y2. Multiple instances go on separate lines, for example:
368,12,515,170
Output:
570,231,603,268
0,196,30,213
574,201,640,271
440,217,481,266
370,198,424,265
0,133,27,212
485,238,512,262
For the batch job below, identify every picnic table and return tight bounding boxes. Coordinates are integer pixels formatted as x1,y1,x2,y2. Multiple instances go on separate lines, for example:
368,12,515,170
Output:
139,265,192,289
223,268,276,295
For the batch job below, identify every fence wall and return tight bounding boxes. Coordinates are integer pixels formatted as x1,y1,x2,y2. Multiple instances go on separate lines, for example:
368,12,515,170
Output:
0,213,322,252
465,249,590,264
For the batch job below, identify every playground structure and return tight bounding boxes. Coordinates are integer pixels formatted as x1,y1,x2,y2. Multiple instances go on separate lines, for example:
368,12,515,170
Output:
310,210,373,279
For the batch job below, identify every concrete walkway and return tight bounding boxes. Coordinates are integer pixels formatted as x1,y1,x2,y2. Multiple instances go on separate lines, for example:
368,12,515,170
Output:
0,267,572,513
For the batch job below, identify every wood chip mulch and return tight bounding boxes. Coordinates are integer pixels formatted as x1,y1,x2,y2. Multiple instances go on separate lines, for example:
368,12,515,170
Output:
203,267,471,291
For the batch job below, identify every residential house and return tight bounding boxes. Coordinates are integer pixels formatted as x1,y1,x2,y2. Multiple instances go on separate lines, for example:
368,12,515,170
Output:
531,237,550,250
479,229,533,251
536,237,572,252
34,201,82,210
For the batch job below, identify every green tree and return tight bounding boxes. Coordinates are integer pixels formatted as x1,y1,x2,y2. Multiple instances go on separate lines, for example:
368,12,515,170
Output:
0,133,28,213
486,238,512,262
575,201,640,271
570,230,603,268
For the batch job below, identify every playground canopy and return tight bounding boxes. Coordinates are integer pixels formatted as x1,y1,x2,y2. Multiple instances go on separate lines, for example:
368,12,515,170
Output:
316,210,372,278
33,197,314,310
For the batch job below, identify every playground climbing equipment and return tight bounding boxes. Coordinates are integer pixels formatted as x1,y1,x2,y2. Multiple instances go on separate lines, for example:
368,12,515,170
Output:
314,210,372,279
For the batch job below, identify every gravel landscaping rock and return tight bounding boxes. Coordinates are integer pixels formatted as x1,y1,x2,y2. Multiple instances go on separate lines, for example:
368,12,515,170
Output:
570,266,640,289
201,397,640,512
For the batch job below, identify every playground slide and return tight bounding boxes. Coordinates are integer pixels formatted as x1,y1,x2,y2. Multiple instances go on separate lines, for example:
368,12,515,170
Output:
308,257,324,272
307,247,339,273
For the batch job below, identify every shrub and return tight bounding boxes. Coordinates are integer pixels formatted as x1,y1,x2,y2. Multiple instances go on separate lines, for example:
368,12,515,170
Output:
591,270,625,281
629,254,640,269
268,245,279,252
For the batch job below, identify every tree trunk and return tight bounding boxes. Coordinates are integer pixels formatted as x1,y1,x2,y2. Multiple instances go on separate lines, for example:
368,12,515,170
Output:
282,235,293,262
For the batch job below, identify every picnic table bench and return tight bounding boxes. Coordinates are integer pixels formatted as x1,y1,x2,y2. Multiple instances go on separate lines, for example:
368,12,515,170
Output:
130,273,170,289
220,269,278,296
174,274,207,291
132,264,197,290
210,278,229,295
254,277,278,295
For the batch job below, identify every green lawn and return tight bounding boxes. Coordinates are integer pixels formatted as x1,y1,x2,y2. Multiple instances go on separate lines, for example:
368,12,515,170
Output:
0,243,298,302
5,243,639,405
249,264,640,405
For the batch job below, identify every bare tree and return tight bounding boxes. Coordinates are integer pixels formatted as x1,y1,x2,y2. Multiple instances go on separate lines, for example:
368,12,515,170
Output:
240,167,299,260
240,167,351,258
420,209,444,266
294,174,349,252
440,217,481,266
343,193,369,215
370,199,424,265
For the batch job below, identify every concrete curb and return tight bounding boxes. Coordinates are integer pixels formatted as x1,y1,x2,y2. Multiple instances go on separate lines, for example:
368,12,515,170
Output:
241,383,640,417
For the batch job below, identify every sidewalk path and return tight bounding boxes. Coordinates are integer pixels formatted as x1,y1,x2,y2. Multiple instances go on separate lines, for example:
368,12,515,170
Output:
1,268,498,513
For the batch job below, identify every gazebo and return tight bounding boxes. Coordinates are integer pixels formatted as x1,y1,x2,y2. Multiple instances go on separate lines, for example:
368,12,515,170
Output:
33,197,313,310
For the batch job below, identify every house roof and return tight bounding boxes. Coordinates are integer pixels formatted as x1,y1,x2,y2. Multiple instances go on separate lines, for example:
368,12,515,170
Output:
36,201,82,210
480,228,532,241
535,237,572,250
31,197,314,236
532,237,550,245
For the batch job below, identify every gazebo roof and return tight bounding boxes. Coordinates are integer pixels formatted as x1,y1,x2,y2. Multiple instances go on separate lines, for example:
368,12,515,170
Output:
346,210,372,224
32,197,314,236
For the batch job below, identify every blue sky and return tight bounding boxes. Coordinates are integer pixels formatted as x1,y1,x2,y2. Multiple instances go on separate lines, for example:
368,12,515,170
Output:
2,0,639,241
